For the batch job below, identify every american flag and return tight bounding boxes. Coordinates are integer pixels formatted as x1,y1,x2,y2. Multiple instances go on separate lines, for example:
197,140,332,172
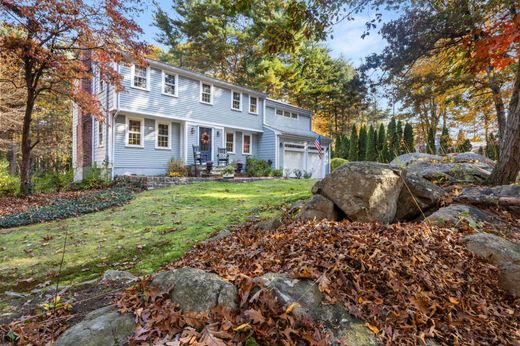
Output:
314,135,323,159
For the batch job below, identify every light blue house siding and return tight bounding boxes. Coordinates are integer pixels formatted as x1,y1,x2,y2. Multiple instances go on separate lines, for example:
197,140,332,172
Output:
257,127,277,166
112,114,182,176
117,64,264,131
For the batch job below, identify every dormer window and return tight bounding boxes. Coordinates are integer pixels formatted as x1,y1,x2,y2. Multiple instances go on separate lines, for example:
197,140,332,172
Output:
231,91,241,111
162,72,178,96
249,96,258,114
131,65,148,90
276,109,283,116
200,82,213,104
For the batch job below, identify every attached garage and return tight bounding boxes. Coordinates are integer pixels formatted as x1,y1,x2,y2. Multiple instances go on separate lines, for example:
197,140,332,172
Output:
282,143,327,179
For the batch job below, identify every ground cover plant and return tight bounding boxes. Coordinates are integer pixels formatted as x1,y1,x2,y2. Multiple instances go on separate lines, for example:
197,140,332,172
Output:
113,219,519,345
0,188,135,229
0,179,313,294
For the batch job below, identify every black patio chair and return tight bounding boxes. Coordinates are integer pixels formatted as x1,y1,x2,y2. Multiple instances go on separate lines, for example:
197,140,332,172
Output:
217,147,229,166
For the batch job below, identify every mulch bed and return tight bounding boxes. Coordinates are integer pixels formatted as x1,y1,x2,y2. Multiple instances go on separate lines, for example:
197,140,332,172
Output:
0,191,95,216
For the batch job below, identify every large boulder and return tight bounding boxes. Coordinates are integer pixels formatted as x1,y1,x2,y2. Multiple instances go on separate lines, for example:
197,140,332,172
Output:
463,233,520,266
406,161,491,183
298,194,338,221
257,273,379,346
312,162,403,223
498,262,520,297
395,174,447,221
390,153,444,168
425,204,505,228
151,268,237,313
455,185,520,217
54,305,135,346
450,152,495,167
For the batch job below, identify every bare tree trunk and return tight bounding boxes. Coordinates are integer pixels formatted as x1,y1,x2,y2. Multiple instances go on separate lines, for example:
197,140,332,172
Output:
489,61,520,184
20,89,35,196
487,72,507,141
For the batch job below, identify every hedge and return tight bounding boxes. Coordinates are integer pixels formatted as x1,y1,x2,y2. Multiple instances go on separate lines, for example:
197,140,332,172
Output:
0,188,135,229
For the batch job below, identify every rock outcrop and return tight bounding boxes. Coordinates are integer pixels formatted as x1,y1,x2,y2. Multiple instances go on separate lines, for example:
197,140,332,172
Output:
425,204,505,227
389,153,444,168
298,194,338,221
312,162,403,223
257,273,379,346
406,161,491,183
151,267,238,313
455,185,520,216
395,174,447,221
101,270,137,284
54,306,135,346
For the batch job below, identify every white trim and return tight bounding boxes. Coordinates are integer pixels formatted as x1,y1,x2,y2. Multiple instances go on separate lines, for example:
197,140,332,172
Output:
161,71,178,97
249,95,258,114
155,120,172,150
199,81,213,105
125,116,145,148
130,65,150,91
225,131,235,154
117,108,263,133
242,132,252,155
184,122,189,162
230,90,242,111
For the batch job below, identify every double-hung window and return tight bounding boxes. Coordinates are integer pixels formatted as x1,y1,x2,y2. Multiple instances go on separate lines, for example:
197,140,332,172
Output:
156,121,170,149
98,121,104,147
249,96,258,114
242,134,251,155
226,132,235,153
163,72,177,96
200,82,212,104
127,118,143,147
231,91,241,111
132,65,148,90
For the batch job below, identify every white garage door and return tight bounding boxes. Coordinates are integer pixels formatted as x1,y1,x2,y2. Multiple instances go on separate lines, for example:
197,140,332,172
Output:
307,151,323,179
283,144,305,177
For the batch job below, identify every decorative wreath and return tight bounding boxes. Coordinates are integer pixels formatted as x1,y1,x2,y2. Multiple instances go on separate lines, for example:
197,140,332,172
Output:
201,132,210,145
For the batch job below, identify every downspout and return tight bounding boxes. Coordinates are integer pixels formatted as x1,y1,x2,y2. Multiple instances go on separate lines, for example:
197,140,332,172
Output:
111,62,120,180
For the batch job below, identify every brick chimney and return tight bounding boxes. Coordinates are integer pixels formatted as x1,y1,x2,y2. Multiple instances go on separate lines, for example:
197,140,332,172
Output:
75,51,93,177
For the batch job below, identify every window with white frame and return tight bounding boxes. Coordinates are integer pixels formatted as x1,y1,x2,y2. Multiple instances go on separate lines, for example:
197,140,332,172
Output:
200,82,212,104
283,110,291,118
276,109,283,116
156,122,170,149
249,96,258,114
98,121,104,147
98,69,104,93
291,112,298,119
231,91,241,110
127,118,143,146
242,134,251,154
132,65,148,89
163,72,177,96
226,132,234,153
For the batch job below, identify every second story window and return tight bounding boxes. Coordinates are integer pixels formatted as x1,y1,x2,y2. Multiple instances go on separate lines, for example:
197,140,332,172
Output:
231,91,241,110
249,96,258,114
162,72,177,96
98,120,104,147
291,112,298,119
276,109,283,116
200,82,212,104
283,111,291,118
98,69,104,93
132,65,148,90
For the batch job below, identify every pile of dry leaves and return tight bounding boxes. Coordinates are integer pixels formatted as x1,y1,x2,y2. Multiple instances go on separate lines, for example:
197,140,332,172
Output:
0,191,93,216
119,219,519,345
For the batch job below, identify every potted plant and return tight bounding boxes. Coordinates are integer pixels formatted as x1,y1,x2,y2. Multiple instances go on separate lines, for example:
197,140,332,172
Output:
235,161,243,174
222,165,235,179
206,160,213,174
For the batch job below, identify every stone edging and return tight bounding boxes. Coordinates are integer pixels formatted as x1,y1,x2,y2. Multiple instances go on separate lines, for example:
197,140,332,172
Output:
114,175,278,189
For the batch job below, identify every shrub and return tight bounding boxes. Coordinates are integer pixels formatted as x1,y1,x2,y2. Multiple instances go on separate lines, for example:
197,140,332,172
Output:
32,170,74,194
168,158,188,177
293,169,303,179
245,157,272,177
303,170,313,179
331,158,348,172
271,169,283,177
0,160,18,197
222,165,235,175
78,164,110,190
0,187,135,229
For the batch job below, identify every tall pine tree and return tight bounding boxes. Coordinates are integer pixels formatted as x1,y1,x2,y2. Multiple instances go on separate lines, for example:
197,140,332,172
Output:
366,125,377,161
396,120,404,155
376,123,386,161
403,123,414,153
439,126,451,155
348,125,359,161
358,125,368,161
387,118,399,160
334,135,343,158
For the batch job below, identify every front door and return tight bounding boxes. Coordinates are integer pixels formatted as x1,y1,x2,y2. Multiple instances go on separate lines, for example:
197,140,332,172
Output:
199,127,212,162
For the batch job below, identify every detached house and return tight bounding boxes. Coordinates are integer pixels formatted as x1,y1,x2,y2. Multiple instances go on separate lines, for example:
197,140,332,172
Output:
72,59,331,180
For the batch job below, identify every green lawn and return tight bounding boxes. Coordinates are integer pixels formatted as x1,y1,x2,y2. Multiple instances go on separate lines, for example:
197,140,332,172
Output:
0,179,314,294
